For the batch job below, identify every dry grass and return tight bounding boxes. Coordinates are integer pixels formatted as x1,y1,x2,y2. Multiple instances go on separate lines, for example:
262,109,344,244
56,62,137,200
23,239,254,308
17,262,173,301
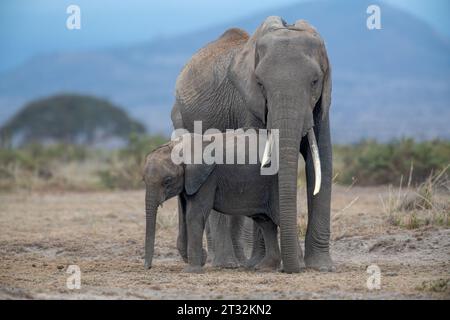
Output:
1,161,101,192
156,203,178,230
1,187,449,299
416,279,450,294
379,165,449,229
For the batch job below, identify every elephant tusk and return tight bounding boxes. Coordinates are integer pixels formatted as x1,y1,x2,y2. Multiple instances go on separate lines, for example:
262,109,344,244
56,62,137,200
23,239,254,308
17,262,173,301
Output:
307,129,321,195
261,130,273,168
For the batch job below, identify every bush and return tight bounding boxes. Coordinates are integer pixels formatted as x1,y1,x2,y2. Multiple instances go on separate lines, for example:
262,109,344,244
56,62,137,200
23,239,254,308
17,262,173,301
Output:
0,143,94,191
379,166,449,229
334,139,450,186
0,143,87,174
2,136,448,191
96,134,167,190
119,133,167,168
0,134,167,191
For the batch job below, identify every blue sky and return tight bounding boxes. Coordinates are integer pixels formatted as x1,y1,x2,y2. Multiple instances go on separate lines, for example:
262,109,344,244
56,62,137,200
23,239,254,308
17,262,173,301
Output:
1,0,449,73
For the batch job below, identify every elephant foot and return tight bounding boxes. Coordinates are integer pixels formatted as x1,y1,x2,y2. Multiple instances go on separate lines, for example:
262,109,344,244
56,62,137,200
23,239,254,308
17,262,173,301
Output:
212,259,240,269
280,257,306,273
253,257,281,272
245,256,263,269
180,249,207,266
183,265,204,274
234,252,248,267
177,246,188,263
144,260,152,270
245,250,265,269
211,251,241,269
304,251,335,272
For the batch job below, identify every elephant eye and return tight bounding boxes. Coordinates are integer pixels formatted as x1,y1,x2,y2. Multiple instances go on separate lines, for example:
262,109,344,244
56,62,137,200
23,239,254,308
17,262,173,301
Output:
163,176,173,186
311,79,318,87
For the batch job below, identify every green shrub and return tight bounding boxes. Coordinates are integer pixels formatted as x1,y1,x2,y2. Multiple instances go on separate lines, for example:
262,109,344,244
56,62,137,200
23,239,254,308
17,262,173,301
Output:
119,133,167,168
2,136,448,191
0,144,89,173
334,139,450,186
0,134,168,191
96,134,168,190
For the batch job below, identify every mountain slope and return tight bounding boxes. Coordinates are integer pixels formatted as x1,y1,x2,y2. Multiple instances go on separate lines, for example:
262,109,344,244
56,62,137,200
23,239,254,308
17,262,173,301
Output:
0,0,449,142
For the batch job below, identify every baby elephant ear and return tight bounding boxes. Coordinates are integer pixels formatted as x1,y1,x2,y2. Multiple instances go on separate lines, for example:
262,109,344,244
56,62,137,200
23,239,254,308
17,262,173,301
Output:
184,163,215,195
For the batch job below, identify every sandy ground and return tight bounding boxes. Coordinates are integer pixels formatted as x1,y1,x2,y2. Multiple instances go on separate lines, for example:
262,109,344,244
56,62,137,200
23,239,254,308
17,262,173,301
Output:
0,186,449,300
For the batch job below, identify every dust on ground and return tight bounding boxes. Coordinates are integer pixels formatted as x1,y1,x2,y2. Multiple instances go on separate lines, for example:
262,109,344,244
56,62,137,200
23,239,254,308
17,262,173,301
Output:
0,186,449,299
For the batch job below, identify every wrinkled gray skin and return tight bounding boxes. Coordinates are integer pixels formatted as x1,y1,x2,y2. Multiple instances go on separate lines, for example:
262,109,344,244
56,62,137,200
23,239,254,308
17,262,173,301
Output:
143,133,282,273
204,213,249,268
172,16,333,273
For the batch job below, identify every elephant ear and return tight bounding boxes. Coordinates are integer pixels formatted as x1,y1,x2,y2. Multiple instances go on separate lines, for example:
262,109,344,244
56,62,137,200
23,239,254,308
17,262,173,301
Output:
229,16,286,124
180,133,216,195
293,20,332,121
184,163,215,195
318,53,332,121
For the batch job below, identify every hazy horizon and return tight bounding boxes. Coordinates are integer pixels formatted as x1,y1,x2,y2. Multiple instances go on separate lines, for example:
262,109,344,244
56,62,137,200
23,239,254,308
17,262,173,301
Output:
1,0,449,73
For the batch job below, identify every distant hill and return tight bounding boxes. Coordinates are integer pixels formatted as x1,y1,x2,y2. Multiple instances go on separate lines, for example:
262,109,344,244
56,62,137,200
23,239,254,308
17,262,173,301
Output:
0,94,145,146
0,0,449,143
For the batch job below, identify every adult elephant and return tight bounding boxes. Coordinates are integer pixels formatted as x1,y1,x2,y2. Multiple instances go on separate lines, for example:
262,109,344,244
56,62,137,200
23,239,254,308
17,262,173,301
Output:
171,16,333,273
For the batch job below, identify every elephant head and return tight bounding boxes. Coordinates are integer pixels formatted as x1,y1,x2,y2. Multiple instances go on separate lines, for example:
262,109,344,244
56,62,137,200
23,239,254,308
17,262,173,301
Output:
142,143,185,269
142,138,215,269
229,16,332,273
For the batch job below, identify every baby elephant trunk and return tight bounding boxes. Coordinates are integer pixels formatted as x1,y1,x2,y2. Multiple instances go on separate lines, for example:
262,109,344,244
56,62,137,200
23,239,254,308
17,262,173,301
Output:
144,188,159,269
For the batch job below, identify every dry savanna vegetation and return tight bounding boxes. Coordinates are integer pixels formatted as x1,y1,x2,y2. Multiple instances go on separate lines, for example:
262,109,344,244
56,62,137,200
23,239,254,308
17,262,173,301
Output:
0,138,449,299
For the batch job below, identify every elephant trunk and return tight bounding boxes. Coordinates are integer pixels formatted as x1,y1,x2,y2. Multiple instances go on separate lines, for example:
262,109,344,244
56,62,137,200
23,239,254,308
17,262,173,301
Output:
277,127,302,273
265,92,322,273
267,94,304,273
144,188,159,269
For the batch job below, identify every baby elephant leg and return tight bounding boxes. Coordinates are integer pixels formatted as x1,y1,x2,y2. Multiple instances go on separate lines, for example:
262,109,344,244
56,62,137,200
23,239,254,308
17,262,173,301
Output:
184,207,208,273
184,181,216,273
252,218,281,272
176,196,188,263
177,196,207,266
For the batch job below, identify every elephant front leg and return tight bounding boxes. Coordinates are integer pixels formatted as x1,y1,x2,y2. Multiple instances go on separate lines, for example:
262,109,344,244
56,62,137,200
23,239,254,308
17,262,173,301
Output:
178,195,207,267
176,196,188,263
184,210,208,273
302,116,334,272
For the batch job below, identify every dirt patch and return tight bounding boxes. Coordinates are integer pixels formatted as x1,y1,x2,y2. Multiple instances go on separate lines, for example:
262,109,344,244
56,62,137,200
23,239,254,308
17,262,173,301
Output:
0,187,449,299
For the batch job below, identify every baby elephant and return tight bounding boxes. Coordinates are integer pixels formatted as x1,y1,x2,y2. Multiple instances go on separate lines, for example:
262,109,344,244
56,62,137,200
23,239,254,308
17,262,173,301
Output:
142,130,286,273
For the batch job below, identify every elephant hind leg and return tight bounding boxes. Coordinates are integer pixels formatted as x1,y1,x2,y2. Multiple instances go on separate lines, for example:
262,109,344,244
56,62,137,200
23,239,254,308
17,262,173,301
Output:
230,216,247,267
208,210,240,269
205,219,214,264
246,220,265,268
252,217,281,272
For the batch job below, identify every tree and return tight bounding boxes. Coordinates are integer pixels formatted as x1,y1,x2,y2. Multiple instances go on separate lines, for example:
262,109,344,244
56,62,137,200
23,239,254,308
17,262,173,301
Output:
0,94,146,146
